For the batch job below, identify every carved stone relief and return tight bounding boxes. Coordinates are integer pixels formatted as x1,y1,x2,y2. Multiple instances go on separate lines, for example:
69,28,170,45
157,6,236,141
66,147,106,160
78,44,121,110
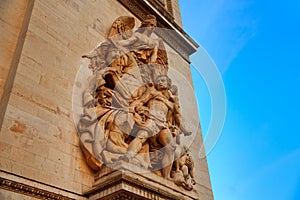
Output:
76,15,196,191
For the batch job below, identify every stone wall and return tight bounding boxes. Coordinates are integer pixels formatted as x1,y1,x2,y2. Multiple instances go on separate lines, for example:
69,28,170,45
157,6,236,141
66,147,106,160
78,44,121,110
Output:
0,0,213,199
0,0,33,129
172,0,183,27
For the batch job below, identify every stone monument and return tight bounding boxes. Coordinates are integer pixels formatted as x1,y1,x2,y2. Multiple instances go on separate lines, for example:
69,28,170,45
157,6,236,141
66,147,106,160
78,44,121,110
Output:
0,0,213,199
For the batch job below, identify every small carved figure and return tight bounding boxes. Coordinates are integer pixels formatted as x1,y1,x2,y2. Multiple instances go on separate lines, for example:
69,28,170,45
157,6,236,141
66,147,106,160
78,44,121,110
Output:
172,145,196,190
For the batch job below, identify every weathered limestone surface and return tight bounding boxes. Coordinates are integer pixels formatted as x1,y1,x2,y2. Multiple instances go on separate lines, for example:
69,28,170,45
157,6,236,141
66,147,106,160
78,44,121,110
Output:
0,0,213,199
0,0,34,128
172,0,183,27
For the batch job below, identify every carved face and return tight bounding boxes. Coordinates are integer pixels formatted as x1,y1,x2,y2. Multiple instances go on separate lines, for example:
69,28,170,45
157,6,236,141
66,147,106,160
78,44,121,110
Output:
145,21,156,32
156,76,168,90
141,17,156,33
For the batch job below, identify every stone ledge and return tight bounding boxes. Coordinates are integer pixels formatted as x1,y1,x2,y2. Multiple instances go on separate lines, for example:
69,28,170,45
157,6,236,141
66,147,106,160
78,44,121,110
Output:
0,177,75,200
0,170,86,200
84,161,199,200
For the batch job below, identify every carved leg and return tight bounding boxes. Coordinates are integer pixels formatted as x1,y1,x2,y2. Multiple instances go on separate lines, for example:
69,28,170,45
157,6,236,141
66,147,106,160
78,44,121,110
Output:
181,165,189,179
161,146,175,179
106,130,128,154
157,129,176,179
124,130,148,160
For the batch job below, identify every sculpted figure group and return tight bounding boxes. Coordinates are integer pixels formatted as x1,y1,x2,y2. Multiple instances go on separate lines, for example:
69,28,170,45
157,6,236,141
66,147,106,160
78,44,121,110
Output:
78,15,196,190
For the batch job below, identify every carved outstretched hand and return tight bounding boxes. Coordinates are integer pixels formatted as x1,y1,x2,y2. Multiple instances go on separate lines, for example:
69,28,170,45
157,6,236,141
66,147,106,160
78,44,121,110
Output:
183,130,192,136
185,156,193,166
180,125,192,136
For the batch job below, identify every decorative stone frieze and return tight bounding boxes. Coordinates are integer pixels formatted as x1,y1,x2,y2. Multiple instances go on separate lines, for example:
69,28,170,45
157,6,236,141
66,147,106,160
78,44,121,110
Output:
0,177,75,200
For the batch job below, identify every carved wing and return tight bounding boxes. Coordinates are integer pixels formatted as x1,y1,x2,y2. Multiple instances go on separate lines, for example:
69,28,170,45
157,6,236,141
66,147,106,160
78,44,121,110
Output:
156,38,168,75
108,16,135,40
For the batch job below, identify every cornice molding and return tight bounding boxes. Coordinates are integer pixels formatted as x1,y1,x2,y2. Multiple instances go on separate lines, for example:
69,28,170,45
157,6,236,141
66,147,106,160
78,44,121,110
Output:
147,0,174,22
85,172,185,200
0,177,75,200
84,163,199,200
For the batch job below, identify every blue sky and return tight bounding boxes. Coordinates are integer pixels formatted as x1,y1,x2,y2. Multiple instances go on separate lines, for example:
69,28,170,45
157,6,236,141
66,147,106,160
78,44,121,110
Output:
179,0,300,199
